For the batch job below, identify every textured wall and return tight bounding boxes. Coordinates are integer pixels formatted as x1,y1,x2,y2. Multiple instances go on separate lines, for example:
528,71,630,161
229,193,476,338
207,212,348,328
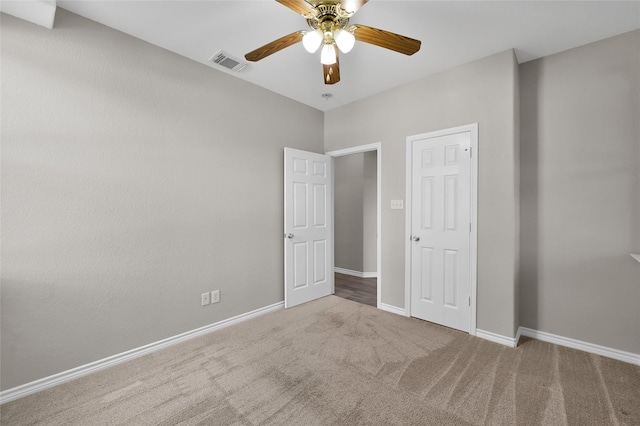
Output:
1,10,323,390
325,50,520,338
519,30,640,354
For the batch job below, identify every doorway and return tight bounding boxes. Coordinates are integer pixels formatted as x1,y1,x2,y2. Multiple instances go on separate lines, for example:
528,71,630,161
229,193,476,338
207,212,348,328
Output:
327,143,381,308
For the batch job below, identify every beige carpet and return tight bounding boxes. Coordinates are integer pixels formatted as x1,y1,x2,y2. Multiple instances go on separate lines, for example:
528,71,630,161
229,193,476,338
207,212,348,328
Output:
2,295,639,425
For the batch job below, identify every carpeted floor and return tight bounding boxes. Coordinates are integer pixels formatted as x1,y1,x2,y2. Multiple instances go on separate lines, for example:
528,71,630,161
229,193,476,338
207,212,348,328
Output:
2,295,639,425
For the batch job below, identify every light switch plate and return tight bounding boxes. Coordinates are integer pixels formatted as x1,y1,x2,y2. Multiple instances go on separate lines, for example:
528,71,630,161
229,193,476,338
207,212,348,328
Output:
390,200,404,210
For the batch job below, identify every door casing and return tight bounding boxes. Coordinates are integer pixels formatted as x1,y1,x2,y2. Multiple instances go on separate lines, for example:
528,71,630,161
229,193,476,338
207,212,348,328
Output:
404,124,478,335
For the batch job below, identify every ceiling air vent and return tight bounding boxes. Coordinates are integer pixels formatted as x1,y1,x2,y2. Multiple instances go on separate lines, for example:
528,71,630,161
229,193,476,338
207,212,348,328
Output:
209,50,247,72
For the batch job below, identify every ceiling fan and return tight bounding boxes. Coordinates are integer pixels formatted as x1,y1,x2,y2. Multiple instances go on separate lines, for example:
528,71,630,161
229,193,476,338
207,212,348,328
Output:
244,0,421,85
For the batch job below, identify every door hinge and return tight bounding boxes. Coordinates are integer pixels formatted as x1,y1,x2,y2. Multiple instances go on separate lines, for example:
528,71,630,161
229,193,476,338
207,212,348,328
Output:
468,296,471,306
469,147,472,157
469,222,471,233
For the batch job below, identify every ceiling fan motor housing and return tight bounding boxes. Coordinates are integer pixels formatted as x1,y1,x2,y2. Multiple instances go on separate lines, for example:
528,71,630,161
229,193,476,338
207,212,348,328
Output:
307,5,351,33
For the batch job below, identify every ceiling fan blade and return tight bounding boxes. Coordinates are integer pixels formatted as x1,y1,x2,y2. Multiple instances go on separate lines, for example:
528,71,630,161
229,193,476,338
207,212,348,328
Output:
323,55,340,85
339,0,369,15
352,24,421,56
276,0,315,17
245,31,304,62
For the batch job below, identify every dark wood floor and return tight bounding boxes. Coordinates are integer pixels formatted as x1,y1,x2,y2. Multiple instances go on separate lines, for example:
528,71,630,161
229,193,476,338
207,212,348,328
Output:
334,273,377,307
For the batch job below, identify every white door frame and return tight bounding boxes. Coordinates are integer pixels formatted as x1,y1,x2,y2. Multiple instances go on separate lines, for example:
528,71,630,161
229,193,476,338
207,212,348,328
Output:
326,143,382,309
404,124,478,335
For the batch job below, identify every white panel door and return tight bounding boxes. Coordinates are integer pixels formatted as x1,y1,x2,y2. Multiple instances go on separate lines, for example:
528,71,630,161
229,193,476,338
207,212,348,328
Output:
409,131,471,332
284,148,333,308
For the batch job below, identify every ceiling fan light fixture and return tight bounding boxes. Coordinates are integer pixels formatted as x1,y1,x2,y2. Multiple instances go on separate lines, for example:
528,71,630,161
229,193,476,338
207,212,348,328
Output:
245,0,422,85
320,43,337,65
302,29,323,53
334,28,355,53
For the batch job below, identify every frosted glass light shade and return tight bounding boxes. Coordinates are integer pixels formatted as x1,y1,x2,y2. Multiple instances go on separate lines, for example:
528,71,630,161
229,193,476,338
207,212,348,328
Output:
334,28,355,53
320,43,337,65
302,29,323,53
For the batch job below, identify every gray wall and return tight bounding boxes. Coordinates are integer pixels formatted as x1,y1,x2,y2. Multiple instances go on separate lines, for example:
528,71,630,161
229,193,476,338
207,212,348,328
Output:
519,30,640,354
362,151,377,273
325,50,520,338
1,10,324,390
334,152,377,273
334,154,364,271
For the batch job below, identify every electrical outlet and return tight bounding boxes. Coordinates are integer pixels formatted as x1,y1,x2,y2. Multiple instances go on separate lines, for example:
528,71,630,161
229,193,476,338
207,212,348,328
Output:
211,290,220,304
201,292,210,306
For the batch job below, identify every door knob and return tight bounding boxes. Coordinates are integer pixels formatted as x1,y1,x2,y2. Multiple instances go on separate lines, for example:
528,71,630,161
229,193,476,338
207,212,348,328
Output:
286,233,294,239
411,236,420,242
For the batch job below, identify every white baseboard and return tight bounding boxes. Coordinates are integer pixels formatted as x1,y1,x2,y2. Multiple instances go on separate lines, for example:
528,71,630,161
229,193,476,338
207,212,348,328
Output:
334,267,377,279
378,303,406,317
475,327,640,365
476,329,518,347
0,301,285,404
517,327,640,366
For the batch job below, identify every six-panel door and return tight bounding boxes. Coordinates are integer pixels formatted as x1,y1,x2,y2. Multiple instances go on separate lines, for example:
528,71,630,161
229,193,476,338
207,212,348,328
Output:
409,132,471,332
284,148,333,308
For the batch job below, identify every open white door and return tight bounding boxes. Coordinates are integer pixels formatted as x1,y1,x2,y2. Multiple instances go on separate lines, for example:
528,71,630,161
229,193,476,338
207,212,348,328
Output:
284,148,334,308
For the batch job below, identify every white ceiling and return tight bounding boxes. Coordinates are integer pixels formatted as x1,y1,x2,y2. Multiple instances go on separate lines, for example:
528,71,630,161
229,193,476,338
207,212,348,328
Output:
16,1,640,111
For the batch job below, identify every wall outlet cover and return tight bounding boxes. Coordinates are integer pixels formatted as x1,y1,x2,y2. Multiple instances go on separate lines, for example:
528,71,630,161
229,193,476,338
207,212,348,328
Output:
201,292,211,306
